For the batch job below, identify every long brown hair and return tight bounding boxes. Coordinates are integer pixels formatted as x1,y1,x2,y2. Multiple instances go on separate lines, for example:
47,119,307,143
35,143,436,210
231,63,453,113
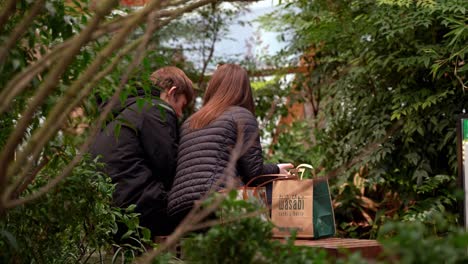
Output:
189,64,255,130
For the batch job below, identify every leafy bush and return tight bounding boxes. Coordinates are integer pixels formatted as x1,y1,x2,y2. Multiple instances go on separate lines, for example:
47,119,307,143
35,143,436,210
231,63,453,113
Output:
181,195,468,264
378,212,468,264
181,191,331,264
260,0,468,238
0,155,150,263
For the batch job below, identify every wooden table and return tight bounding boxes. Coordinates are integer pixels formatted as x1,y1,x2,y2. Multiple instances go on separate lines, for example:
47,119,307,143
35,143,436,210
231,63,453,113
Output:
278,237,383,260
157,235,384,260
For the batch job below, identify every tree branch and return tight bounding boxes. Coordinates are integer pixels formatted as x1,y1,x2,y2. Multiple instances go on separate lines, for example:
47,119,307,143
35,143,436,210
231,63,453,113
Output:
0,0,224,115
92,0,191,37
2,40,139,201
4,0,162,196
0,0,16,31
2,0,163,209
0,0,118,207
0,41,67,115
0,0,261,210
5,0,232,184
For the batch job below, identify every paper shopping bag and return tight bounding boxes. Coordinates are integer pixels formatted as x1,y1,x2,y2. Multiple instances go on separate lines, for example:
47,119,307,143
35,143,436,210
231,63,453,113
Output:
271,178,314,238
271,164,336,239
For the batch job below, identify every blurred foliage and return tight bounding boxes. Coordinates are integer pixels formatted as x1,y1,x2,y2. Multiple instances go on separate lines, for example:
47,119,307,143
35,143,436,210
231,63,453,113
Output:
174,192,468,263
182,191,332,264
378,212,468,263
0,155,151,263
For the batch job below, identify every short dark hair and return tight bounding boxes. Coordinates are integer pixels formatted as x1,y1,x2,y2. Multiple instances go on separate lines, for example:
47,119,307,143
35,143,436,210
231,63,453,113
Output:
150,66,194,104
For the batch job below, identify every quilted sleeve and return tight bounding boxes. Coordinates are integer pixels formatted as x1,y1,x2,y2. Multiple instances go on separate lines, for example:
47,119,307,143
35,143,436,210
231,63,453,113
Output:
234,108,279,182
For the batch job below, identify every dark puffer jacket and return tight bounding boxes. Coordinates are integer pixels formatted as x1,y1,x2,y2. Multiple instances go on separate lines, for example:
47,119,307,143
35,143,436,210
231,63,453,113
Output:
167,106,278,217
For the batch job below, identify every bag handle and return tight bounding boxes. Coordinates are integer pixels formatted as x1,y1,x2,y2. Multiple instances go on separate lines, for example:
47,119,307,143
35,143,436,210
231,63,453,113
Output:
291,163,316,180
243,163,314,187
255,174,299,189
241,164,315,203
238,163,315,199
244,174,291,188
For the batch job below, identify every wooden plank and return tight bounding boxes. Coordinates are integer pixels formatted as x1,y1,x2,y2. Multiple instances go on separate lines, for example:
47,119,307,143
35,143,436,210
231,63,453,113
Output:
277,238,383,260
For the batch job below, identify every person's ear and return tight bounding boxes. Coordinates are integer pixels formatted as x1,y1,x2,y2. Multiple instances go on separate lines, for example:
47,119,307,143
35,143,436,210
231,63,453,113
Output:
167,86,177,97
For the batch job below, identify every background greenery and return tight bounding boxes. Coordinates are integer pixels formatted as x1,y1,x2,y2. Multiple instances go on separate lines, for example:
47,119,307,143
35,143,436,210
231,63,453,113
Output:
259,0,467,238
0,0,467,263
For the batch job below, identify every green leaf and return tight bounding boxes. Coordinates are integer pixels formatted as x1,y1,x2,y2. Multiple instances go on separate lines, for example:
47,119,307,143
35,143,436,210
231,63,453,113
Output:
114,123,121,138
136,97,146,111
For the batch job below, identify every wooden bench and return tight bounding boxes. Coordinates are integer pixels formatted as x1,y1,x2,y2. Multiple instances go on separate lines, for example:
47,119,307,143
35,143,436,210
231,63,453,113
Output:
156,236,383,260
277,237,383,260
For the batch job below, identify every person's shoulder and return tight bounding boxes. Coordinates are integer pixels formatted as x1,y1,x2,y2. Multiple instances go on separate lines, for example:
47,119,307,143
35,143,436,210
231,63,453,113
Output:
180,118,191,130
203,106,253,127
142,99,178,122
224,106,257,127
225,106,254,117
149,99,176,114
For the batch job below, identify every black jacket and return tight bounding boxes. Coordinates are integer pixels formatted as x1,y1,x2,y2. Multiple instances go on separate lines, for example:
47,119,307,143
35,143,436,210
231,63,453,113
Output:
167,106,278,217
90,95,179,216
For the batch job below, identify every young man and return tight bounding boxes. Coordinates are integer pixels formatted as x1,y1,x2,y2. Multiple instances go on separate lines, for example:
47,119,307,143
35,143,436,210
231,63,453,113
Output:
90,66,194,238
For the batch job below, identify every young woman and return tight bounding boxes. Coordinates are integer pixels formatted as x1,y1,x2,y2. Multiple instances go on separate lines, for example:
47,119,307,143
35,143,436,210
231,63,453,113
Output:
167,64,293,222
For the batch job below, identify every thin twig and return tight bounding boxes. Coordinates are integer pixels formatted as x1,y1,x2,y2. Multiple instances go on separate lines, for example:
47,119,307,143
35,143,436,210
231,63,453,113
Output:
197,4,220,89
136,173,229,264
81,249,96,264
454,58,467,91
92,0,190,37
